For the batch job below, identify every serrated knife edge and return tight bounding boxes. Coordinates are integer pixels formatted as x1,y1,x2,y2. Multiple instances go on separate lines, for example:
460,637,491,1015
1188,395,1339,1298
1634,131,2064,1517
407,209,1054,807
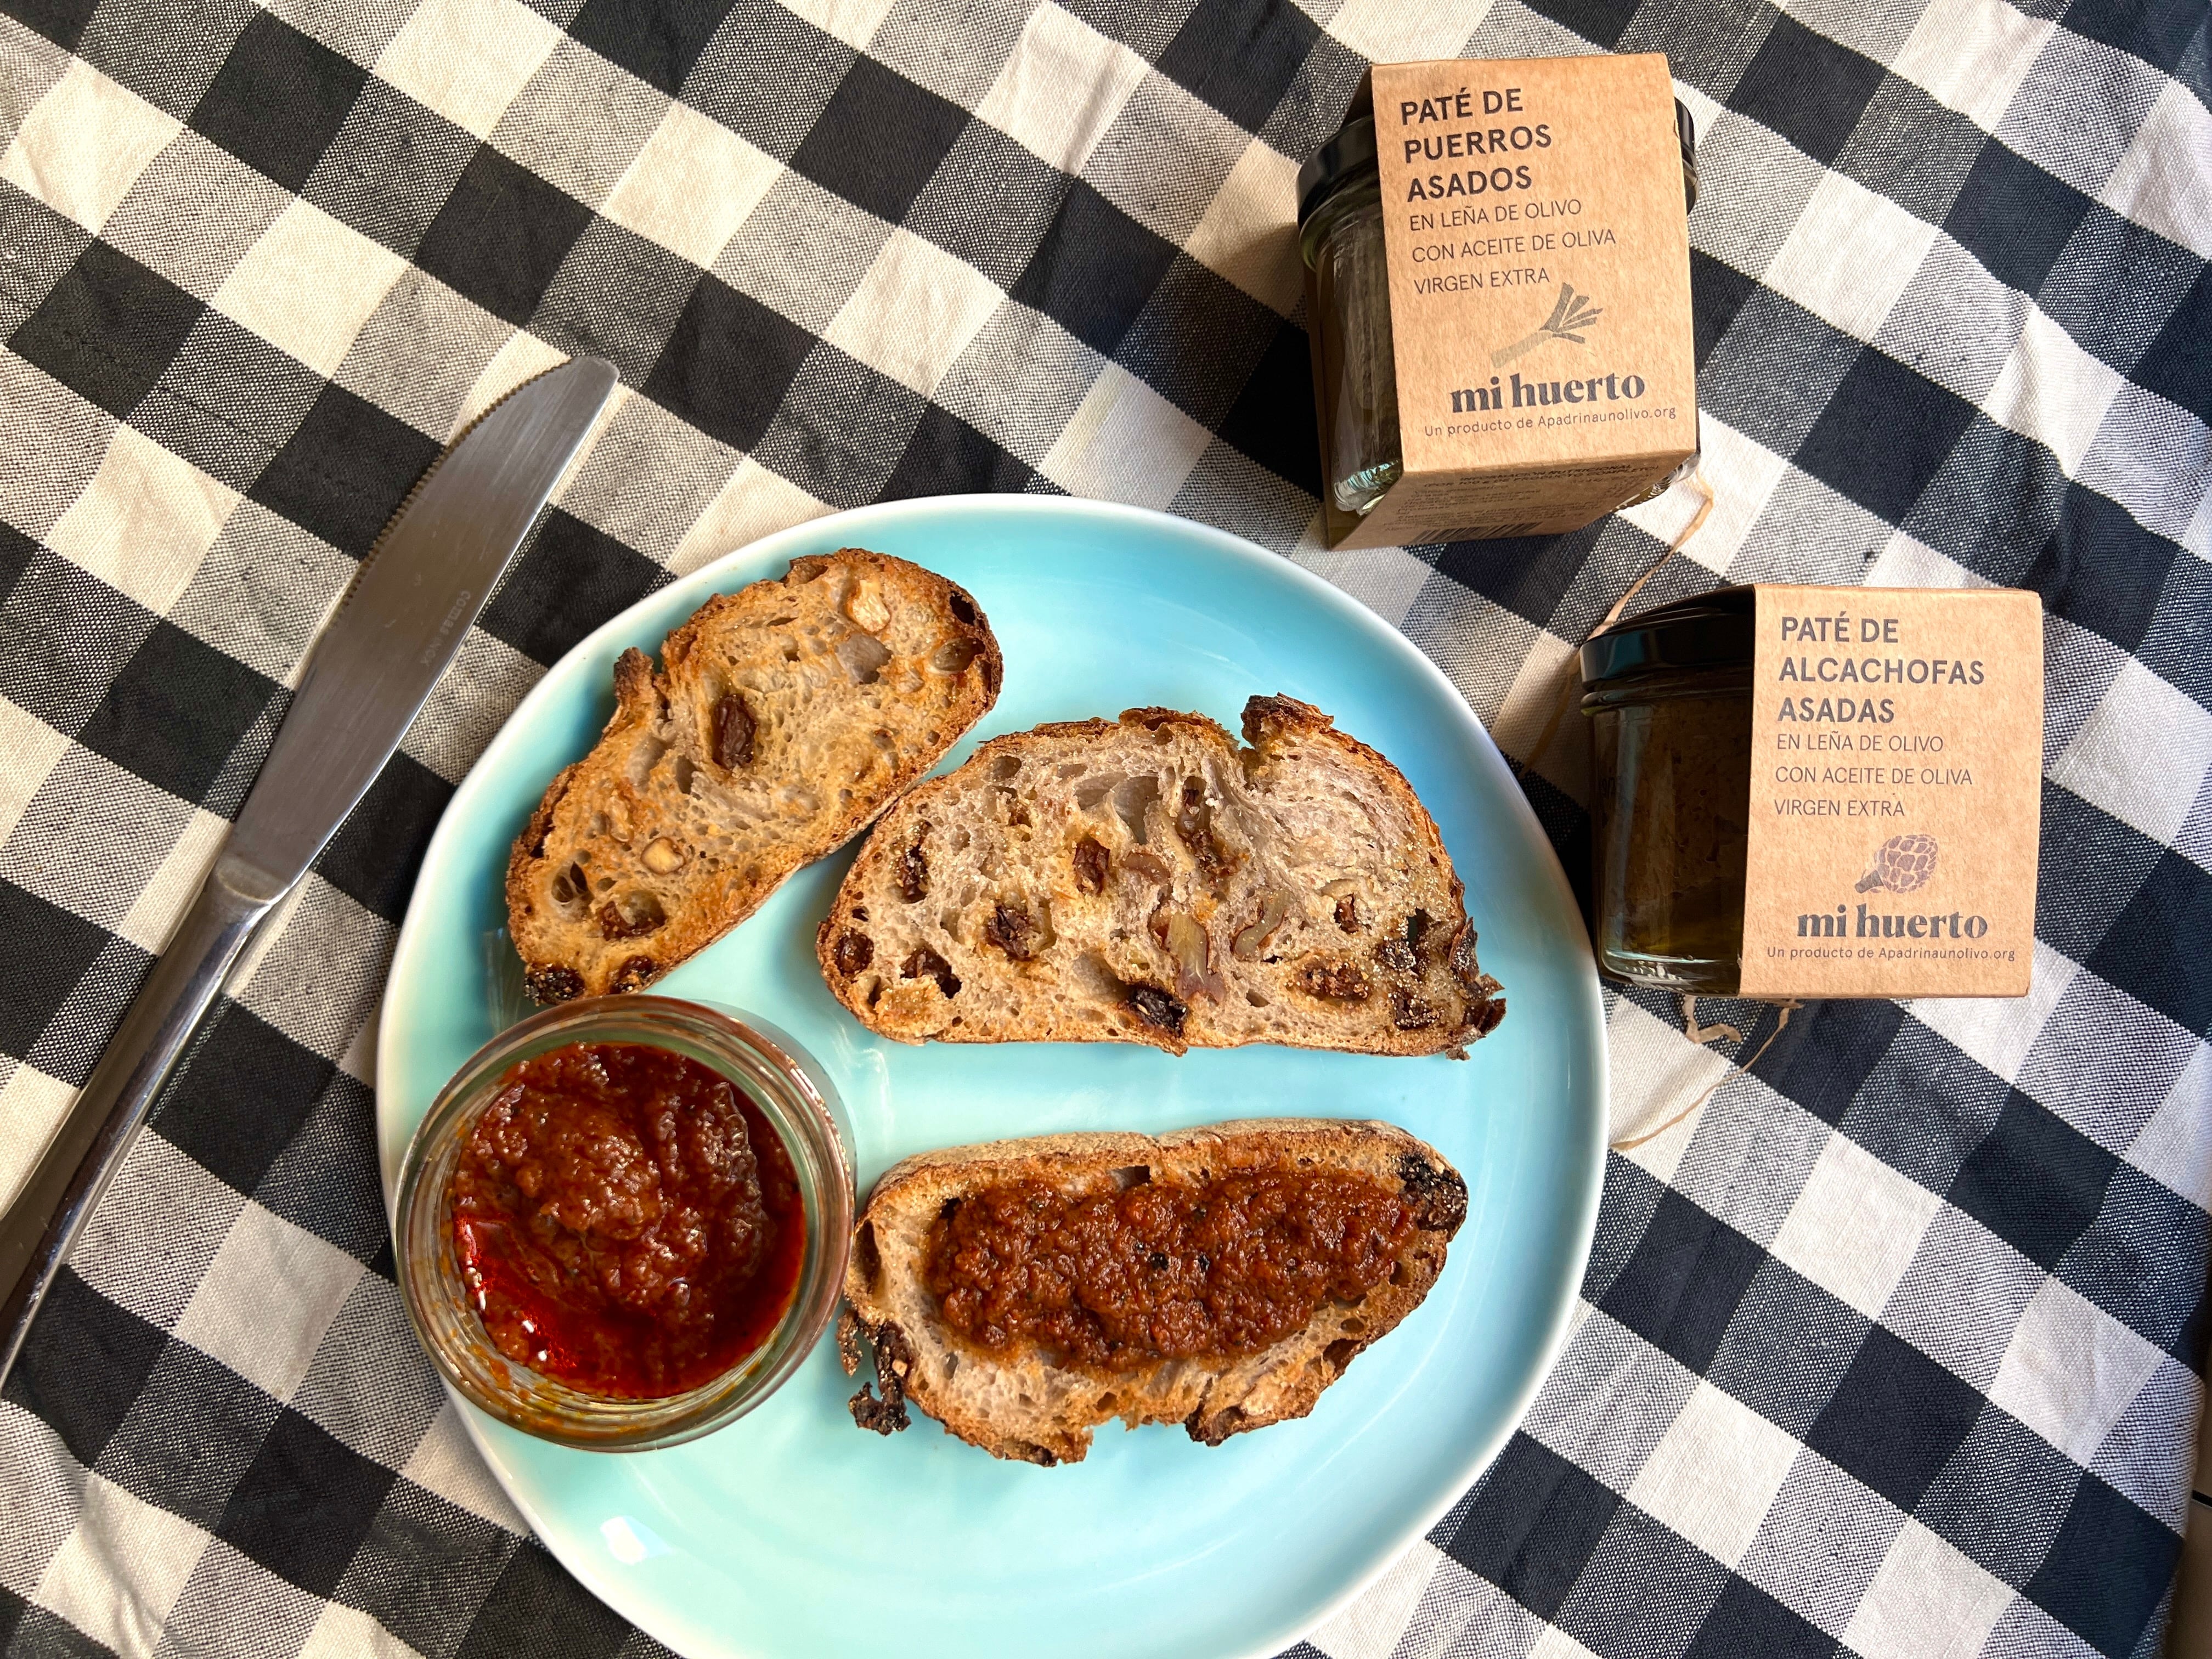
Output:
225,356,618,893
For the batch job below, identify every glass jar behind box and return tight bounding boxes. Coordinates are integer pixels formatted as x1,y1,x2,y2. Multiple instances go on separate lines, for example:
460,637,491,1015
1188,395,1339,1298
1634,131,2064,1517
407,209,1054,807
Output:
1299,115,1400,517
1579,586,1753,995
1297,95,1700,521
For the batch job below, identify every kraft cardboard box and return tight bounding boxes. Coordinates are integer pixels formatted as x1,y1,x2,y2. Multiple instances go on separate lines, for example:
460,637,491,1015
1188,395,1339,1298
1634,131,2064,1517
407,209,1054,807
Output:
1736,586,2043,1000
1314,53,1698,549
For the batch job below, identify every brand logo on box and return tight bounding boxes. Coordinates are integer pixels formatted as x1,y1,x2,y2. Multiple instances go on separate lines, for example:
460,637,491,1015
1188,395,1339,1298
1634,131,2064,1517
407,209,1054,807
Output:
1796,904,1990,940
1450,372,1650,413
1797,836,1988,940
1447,284,1656,412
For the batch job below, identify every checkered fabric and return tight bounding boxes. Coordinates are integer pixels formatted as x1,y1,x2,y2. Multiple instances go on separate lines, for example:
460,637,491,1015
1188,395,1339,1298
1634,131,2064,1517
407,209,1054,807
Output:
0,0,2205,1649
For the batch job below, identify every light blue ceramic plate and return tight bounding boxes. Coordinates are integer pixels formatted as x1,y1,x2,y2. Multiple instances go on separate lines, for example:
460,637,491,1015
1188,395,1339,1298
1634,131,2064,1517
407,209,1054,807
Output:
377,495,1604,1659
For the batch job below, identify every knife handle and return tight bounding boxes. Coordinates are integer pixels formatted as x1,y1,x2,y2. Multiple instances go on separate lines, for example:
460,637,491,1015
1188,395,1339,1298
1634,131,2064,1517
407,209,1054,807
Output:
0,858,284,1385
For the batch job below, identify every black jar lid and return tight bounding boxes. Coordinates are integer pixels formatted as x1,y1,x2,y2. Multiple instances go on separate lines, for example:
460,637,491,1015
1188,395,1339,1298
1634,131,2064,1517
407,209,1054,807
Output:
1677,98,1699,212
1298,94,1699,224
1580,584,1753,686
1297,115,1377,222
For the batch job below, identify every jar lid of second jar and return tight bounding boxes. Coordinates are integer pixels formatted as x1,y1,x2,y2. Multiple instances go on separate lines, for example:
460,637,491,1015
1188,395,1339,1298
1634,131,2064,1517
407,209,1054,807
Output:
1580,584,1753,687
1297,114,1377,222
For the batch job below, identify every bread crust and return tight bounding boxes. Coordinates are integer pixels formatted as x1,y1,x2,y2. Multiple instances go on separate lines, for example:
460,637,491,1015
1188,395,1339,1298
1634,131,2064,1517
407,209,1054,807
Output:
815,696,1505,1055
507,550,1000,1001
842,1119,1466,1464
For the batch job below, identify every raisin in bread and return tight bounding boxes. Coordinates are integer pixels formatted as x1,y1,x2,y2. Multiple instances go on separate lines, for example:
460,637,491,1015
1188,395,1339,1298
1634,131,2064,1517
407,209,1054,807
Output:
815,697,1504,1054
509,550,1000,1002
840,1119,1467,1464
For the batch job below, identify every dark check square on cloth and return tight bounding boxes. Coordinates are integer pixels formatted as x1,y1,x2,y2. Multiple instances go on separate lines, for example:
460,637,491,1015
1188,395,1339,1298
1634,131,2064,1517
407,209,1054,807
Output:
0,0,2207,1655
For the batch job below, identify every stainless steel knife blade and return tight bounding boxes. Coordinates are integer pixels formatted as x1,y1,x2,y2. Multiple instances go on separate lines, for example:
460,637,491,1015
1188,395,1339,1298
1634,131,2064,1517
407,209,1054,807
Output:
0,356,619,1384
228,356,619,891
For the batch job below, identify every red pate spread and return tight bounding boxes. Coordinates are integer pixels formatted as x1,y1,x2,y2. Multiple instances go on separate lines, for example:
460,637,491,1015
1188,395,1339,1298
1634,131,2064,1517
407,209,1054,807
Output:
922,1167,1412,1371
447,1041,802,1399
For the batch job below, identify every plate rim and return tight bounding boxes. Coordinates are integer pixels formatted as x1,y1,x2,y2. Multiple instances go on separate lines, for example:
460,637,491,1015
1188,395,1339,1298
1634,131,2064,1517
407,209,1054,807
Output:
378,492,1606,1659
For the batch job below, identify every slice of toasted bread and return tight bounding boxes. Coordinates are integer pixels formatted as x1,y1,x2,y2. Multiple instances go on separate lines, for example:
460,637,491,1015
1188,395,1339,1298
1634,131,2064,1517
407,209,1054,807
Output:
841,1119,1466,1465
814,696,1504,1055
509,550,1001,1002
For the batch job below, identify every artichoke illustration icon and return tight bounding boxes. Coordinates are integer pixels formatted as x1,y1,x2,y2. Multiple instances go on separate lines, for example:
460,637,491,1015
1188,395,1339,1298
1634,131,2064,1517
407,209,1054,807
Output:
1857,833,1939,894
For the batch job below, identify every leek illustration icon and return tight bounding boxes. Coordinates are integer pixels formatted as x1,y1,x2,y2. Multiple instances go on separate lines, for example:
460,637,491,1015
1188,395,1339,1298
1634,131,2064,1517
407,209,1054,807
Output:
1492,284,1603,368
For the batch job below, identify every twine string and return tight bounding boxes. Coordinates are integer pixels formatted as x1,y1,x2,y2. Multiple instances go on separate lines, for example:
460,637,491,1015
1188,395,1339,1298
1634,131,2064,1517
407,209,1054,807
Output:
1612,998,1803,1150
1485,467,1763,1154
1675,992,1741,1046
1509,469,1716,782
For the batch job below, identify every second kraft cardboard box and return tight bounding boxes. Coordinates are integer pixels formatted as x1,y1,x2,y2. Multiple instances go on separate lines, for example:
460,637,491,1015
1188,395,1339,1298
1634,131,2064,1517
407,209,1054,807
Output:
1321,53,1698,549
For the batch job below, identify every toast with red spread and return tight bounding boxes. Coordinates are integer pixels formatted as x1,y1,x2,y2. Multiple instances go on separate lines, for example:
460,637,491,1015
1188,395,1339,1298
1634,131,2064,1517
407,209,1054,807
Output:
840,1119,1466,1464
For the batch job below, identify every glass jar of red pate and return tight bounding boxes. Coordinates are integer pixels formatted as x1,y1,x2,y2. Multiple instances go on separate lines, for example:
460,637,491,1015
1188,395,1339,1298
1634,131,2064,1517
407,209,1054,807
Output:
392,996,853,1451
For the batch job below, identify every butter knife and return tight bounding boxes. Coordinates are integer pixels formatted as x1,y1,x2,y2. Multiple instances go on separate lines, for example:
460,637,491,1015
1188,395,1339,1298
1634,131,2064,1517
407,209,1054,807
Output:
0,357,618,1385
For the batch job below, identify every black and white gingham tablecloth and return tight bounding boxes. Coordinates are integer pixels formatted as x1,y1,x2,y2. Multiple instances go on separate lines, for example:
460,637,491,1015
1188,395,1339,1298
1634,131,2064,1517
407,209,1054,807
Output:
1,0,2207,1652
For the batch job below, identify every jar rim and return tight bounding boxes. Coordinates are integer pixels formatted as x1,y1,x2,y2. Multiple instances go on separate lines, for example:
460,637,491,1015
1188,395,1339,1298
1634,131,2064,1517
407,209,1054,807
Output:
1297,115,1377,223
1580,583,1754,688
391,995,854,1452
